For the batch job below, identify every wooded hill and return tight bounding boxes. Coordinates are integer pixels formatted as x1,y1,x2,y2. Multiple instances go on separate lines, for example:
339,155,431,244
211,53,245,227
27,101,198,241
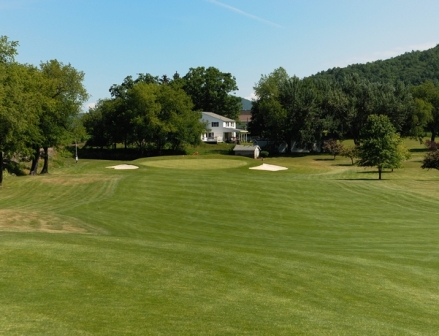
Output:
310,44,439,85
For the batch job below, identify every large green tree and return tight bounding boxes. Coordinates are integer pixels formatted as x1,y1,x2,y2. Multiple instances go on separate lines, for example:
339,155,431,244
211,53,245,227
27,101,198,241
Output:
29,60,88,175
250,68,322,152
182,66,241,120
249,67,289,140
126,82,204,153
279,77,321,152
412,81,439,141
357,114,408,180
0,37,40,186
85,80,204,154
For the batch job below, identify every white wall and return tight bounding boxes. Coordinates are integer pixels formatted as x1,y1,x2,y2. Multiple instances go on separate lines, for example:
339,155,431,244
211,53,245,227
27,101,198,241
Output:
201,113,236,142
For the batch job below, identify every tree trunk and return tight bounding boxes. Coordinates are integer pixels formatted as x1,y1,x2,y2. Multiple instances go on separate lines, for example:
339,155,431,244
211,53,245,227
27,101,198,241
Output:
431,131,436,142
40,146,49,174
378,167,382,180
286,138,293,154
0,151,3,187
30,147,40,176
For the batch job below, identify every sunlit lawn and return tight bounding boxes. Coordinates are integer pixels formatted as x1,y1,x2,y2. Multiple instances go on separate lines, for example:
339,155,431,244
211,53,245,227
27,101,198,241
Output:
0,140,438,335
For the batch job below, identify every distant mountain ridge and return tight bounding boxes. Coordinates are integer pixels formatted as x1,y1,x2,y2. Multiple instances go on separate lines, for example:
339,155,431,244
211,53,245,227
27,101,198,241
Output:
241,98,253,110
310,44,439,85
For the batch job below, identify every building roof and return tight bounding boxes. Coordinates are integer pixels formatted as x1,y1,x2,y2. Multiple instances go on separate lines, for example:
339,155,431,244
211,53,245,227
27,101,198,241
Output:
239,111,252,123
201,112,235,122
233,145,260,151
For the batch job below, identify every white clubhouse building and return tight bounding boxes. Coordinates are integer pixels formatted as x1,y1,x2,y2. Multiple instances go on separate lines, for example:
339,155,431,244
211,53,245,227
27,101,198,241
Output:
200,112,247,143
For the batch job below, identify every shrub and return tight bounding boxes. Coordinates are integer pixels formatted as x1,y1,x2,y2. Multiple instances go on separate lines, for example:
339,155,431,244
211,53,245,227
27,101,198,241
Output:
425,140,438,151
422,150,439,170
322,139,344,159
260,151,269,158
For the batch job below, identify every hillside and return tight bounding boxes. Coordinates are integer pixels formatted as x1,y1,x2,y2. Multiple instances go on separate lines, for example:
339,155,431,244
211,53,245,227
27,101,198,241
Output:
310,44,439,85
241,97,253,110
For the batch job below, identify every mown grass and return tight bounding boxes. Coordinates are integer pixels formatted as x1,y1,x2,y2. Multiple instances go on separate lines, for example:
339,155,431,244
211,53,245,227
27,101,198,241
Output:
0,141,438,335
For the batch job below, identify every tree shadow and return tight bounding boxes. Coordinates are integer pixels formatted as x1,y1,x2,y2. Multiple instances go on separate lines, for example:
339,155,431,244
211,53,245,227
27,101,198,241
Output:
409,148,429,153
335,178,381,181
314,158,334,161
4,160,27,176
357,170,392,174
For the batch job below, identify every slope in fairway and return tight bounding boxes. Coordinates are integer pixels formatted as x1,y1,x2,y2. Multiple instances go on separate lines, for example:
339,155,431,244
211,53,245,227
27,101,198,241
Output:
0,154,438,335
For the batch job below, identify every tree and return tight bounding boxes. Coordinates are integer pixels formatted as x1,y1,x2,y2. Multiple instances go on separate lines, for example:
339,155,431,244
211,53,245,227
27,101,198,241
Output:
29,60,88,175
279,77,321,152
128,82,204,153
183,66,241,120
323,139,344,159
341,145,359,165
333,75,414,144
250,69,322,153
249,68,289,140
0,37,40,186
412,81,439,141
357,114,407,180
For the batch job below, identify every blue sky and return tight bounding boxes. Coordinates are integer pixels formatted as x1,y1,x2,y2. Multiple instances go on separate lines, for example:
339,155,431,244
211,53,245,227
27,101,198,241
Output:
1,0,439,109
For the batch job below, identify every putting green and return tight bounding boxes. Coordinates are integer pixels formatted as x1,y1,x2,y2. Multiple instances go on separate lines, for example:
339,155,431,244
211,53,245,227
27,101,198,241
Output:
139,158,248,170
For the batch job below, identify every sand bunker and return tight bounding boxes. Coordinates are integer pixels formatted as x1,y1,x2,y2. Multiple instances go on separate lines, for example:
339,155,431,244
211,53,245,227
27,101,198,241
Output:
250,163,288,171
106,164,139,170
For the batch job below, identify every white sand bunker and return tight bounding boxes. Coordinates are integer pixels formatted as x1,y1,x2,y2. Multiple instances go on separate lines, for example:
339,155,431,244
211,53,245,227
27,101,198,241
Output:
106,164,139,170
250,163,288,171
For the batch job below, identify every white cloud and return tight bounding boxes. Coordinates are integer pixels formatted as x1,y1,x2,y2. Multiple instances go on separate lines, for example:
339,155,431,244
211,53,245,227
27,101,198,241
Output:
86,102,96,110
244,92,258,101
205,0,281,28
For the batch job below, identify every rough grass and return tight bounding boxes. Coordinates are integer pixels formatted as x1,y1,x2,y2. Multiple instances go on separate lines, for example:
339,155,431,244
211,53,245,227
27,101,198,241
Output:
0,142,438,335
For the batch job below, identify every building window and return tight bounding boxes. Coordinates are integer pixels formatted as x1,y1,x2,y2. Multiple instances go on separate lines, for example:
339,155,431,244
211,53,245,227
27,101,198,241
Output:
211,122,219,127
226,122,230,127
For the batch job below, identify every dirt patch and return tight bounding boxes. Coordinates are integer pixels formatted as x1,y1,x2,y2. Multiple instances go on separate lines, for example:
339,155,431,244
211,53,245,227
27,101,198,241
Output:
0,210,95,234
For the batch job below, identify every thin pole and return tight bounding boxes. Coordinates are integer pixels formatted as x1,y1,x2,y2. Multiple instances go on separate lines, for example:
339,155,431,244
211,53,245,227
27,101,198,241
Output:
75,140,78,163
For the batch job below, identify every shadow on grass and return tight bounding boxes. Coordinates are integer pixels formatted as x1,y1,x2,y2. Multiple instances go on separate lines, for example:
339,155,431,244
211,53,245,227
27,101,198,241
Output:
334,163,354,167
314,158,335,161
335,178,380,181
4,160,27,176
409,148,429,153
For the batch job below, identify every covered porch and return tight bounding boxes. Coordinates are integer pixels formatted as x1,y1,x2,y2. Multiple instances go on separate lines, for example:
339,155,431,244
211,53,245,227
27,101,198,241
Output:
223,129,249,143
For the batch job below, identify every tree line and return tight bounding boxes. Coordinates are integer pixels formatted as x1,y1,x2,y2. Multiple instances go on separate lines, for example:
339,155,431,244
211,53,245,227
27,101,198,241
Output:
311,44,439,86
3,34,439,186
83,67,241,153
249,67,439,147
0,36,88,186
248,67,439,178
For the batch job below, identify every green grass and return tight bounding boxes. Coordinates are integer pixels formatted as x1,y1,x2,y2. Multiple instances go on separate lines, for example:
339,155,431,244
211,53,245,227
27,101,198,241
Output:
1,142,439,335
